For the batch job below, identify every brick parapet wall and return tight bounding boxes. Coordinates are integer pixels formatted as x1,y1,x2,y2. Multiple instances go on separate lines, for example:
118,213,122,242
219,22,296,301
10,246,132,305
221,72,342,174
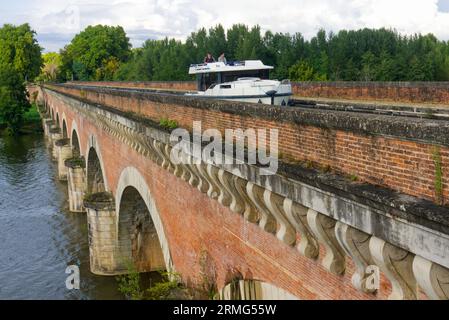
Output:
66,81,449,105
45,84,449,206
292,82,449,105
67,81,197,91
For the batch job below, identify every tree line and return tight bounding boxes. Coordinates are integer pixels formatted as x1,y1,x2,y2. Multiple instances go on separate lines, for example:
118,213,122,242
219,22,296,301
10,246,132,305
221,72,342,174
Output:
45,24,449,83
0,23,42,133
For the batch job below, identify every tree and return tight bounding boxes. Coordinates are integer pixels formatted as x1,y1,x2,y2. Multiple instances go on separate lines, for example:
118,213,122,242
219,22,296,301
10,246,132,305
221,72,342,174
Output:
0,23,43,81
61,25,131,80
360,51,377,81
36,52,63,82
0,63,31,133
289,60,326,81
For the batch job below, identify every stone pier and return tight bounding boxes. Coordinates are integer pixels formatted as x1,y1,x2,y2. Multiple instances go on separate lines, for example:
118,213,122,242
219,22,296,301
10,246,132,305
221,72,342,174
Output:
65,157,86,213
49,128,62,161
84,192,121,276
55,139,72,180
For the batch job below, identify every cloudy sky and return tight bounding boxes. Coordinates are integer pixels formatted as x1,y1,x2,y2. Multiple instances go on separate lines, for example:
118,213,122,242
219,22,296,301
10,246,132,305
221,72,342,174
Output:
1,0,449,52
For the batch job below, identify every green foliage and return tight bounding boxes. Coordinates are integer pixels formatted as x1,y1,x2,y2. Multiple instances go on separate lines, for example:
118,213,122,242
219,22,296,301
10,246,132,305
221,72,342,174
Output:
60,25,131,81
116,262,144,300
289,60,327,81
23,103,41,123
0,63,31,134
36,52,63,82
0,23,43,81
145,272,182,300
0,23,41,134
113,25,449,82
116,262,184,300
159,118,179,130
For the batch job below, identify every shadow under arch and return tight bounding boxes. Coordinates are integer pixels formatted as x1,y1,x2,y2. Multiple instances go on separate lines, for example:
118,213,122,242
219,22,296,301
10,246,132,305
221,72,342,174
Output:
86,136,108,194
70,121,82,157
55,113,60,128
71,131,81,158
115,167,173,273
62,119,68,139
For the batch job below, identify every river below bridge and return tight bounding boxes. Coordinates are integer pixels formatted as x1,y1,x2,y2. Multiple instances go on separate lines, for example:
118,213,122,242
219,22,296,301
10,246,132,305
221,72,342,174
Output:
0,133,123,300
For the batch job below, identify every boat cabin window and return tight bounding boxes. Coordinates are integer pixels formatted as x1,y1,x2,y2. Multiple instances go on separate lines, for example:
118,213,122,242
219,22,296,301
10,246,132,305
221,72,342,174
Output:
197,73,218,91
222,70,269,83
196,69,270,91
220,84,232,89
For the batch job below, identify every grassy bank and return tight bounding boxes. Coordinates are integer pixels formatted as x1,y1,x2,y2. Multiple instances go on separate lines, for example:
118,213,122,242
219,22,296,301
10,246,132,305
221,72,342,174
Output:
0,103,43,135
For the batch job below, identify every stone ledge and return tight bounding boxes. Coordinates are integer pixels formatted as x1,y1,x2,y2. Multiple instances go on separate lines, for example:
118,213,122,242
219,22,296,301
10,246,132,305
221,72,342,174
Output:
84,192,115,210
55,138,70,147
276,161,449,235
49,127,61,134
65,156,86,169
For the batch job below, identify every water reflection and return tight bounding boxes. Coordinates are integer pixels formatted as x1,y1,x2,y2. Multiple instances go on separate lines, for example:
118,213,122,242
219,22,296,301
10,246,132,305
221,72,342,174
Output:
0,134,123,300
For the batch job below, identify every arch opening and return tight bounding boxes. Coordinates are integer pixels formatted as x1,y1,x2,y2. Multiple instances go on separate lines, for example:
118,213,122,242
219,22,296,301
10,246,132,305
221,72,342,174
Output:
87,147,106,194
118,186,165,272
220,279,299,300
71,130,81,157
51,109,54,121
56,113,60,128
62,120,68,139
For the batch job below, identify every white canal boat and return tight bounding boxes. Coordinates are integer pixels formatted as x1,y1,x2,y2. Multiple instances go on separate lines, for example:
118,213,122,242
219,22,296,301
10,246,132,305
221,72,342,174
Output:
186,60,292,106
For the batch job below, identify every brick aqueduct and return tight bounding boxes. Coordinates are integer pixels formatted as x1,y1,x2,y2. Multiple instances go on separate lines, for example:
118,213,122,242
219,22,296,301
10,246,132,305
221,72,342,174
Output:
28,82,449,300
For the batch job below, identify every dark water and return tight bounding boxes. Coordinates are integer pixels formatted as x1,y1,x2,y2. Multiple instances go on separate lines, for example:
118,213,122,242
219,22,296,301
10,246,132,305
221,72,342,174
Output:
0,133,123,300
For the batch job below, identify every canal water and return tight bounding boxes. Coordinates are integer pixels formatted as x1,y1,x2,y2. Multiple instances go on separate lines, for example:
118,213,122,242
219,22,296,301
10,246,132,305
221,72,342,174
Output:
0,133,123,300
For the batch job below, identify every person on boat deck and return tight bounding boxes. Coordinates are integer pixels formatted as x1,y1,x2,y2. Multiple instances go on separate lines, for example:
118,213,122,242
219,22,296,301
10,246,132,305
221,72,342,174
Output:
218,53,227,64
204,53,215,63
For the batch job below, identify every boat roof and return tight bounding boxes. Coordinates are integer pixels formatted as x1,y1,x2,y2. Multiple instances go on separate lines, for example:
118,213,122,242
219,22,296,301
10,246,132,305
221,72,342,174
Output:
189,60,273,75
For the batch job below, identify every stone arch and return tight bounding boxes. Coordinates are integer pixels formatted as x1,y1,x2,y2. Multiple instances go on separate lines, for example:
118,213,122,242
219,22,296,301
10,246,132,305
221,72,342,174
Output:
219,279,299,300
116,167,173,273
71,124,81,157
86,135,109,193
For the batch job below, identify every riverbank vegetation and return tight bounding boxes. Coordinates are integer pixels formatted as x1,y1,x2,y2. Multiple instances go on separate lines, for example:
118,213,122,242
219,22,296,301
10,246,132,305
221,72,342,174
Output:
116,263,191,300
49,25,449,83
0,23,42,135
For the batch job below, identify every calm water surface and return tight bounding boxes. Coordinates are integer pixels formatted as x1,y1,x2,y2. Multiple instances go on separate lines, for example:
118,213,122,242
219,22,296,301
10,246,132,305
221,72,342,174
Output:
0,133,123,300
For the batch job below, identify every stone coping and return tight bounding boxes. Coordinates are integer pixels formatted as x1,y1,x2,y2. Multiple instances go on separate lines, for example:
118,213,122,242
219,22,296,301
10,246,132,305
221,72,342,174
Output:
55,138,70,147
84,192,115,210
64,156,86,169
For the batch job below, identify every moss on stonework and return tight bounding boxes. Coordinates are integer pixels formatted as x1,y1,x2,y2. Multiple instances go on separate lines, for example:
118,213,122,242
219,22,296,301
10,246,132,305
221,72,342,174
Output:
55,138,70,146
65,156,86,168
432,146,444,205
159,118,179,130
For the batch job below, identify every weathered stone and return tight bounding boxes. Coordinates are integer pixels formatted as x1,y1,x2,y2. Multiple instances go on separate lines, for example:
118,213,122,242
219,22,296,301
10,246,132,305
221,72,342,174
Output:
369,237,417,300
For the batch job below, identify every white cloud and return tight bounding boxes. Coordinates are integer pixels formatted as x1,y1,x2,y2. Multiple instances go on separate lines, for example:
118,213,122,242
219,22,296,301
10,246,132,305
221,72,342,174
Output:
1,0,449,52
